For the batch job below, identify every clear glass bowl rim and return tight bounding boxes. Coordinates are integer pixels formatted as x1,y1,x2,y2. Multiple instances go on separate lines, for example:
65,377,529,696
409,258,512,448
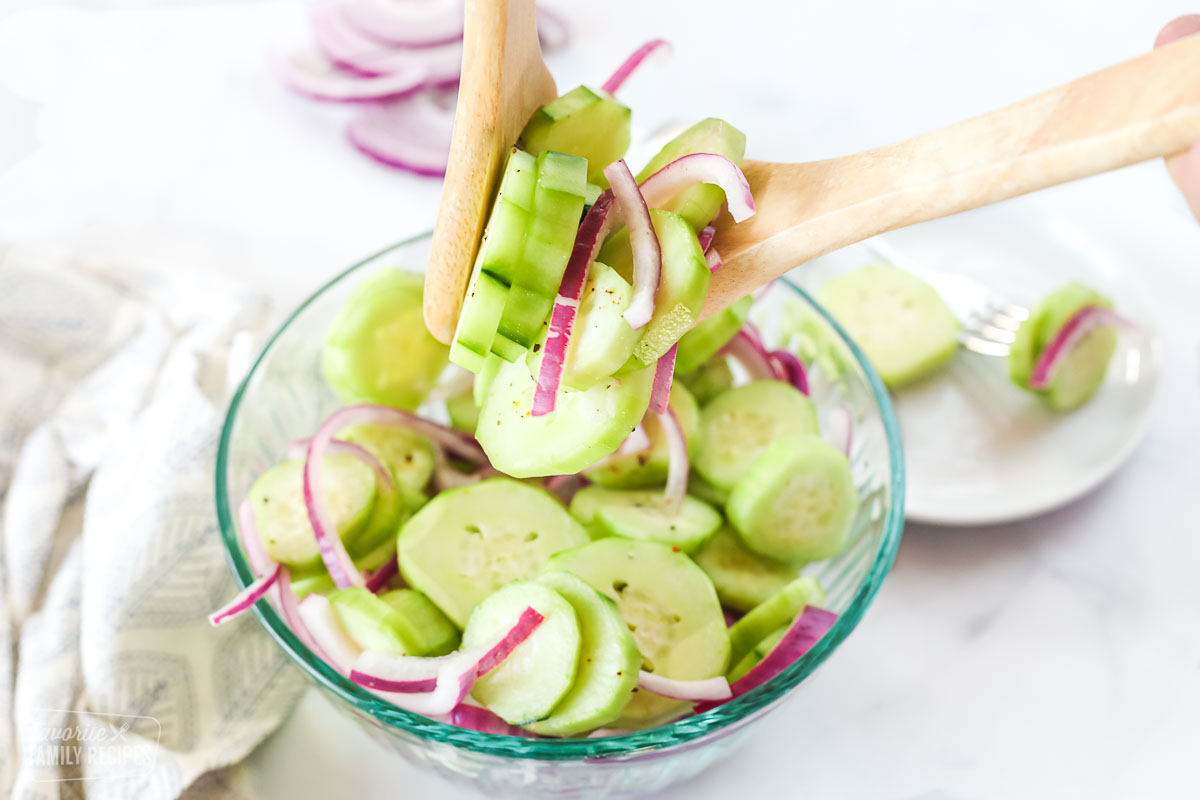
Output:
214,232,906,761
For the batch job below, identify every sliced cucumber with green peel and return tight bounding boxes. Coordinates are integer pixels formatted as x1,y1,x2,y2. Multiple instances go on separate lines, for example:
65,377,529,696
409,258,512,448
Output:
546,538,730,723
397,477,589,627
378,589,461,656
519,85,631,185
446,391,479,432
728,625,787,682
694,380,819,489
691,526,802,612
687,471,729,508
629,209,711,366
727,435,858,562
1008,282,1117,411
727,576,826,668
635,118,747,230
288,567,335,600
328,586,456,656
451,265,509,372
527,571,641,735
463,581,581,725
569,487,721,552
323,268,449,410
248,456,377,569
679,355,734,404
817,263,960,389
342,423,435,495
582,382,699,488
474,353,504,407
675,295,753,374
559,261,639,391
343,476,413,559
476,354,655,478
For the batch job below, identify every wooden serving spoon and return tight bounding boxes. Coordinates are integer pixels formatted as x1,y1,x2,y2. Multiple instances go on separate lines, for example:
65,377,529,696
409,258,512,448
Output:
425,3,1200,342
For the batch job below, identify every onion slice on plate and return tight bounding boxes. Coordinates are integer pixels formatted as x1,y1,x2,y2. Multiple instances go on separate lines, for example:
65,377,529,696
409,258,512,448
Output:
208,564,283,626
447,704,537,736
639,153,756,223
649,344,677,415
311,3,463,80
338,0,465,48
636,670,731,702
275,49,427,102
606,159,661,330
658,406,688,512
348,87,457,177
600,39,671,95
533,192,618,416
1028,306,1133,390
694,606,838,714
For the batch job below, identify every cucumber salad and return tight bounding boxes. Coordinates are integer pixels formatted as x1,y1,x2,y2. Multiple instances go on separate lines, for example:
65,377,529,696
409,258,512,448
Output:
212,42,855,737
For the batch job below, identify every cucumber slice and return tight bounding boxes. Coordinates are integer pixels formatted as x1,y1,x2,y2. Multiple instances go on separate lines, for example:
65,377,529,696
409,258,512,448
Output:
451,265,509,372
691,526,802,612
446,391,479,433
727,576,826,668
675,295,753,374
462,581,581,724
728,625,787,682
341,424,435,495
378,589,461,656
323,268,449,409
571,488,721,553
679,355,734,404
1008,282,1117,411
582,382,700,488
727,435,858,563
628,209,711,366
694,380,819,489
476,354,655,478
687,471,730,507
249,456,377,569
473,353,505,407
397,478,589,627
546,538,730,723
817,263,960,389
519,85,632,185
352,533,399,572
288,568,336,600
343,476,413,560
328,586,452,656
560,261,639,390
635,118,747,230
527,571,641,735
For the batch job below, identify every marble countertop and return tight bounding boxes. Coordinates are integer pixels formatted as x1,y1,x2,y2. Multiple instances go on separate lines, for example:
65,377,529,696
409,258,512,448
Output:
2,1,1198,797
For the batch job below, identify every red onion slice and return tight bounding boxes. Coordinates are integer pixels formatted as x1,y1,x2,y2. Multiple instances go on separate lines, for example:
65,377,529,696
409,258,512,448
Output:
360,650,481,715
447,704,538,736
299,593,367,674
658,407,688,512
286,437,394,492
768,349,809,396
606,159,661,330
618,424,652,455
238,499,273,577
639,153,756,223
694,606,837,713
649,344,677,415
535,7,570,52
208,564,283,626
339,0,465,48
637,670,731,702
277,567,327,658
348,87,457,177
825,406,853,458
365,554,399,593
705,247,722,274
474,606,546,676
275,49,427,102
600,39,671,95
312,3,463,78
722,330,777,381
697,225,716,252
1028,306,1132,390
533,192,618,416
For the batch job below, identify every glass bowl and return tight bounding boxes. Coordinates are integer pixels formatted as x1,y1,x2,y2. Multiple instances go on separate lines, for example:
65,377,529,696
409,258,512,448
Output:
215,232,905,797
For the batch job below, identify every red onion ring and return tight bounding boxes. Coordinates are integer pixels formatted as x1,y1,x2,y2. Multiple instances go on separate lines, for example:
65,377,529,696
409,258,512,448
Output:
659,406,688,512
348,87,457,177
768,349,809,396
600,39,672,95
286,437,394,492
1029,306,1133,390
649,344,677,415
338,0,465,48
299,593,367,674
275,49,428,102
639,153,756,223
312,3,463,78
208,564,283,626
364,554,399,593
705,247,722,273
722,330,777,382
637,670,731,702
447,704,538,736
606,159,661,331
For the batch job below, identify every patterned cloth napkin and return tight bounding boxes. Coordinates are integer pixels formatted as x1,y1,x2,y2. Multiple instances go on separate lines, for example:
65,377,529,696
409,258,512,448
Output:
0,244,306,799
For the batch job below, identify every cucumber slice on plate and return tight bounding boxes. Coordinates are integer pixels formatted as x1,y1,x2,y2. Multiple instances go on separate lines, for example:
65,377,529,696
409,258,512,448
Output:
323,268,449,410
378,589,462,656
635,118,747,230
728,625,787,682
727,576,826,667
248,456,377,569
341,423,435,495
817,263,961,389
694,380,819,489
675,295,753,374
476,354,655,478
691,526,802,613
727,435,859,562
519,85,632,185
1008,282,1117,411
397,477,589,627
679,355,734,405
526,571,641,735
628,209,711,366
547,538,730,724
462,580,581,725
569,487,721,553
582,382,699,488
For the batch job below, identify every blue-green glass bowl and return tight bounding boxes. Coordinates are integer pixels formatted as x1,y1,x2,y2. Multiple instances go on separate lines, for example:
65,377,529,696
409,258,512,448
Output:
215,232,904,797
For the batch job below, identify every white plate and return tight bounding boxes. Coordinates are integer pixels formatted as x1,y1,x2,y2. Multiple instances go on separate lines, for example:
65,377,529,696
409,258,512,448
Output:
793,200,1163,526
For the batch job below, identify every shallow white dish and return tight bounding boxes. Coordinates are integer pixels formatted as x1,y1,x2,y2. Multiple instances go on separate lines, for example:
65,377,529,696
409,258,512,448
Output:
793,200,1163,526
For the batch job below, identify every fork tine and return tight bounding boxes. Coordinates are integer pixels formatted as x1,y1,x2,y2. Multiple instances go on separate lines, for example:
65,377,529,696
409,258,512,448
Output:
960,334,1012,357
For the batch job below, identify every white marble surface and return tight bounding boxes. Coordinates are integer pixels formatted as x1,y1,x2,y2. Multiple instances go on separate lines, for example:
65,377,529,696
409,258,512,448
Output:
3,1,1200,797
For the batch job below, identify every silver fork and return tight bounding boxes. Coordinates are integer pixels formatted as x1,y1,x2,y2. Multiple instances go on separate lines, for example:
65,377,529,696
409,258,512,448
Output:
857,238,1029,357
